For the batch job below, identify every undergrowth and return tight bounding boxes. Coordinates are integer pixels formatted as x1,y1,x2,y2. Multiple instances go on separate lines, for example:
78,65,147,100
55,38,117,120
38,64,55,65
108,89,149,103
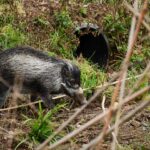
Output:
23,103,66,144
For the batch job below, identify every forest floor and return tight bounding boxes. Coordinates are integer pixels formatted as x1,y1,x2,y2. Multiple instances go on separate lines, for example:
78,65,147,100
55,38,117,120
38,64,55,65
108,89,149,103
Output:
0,100,150,150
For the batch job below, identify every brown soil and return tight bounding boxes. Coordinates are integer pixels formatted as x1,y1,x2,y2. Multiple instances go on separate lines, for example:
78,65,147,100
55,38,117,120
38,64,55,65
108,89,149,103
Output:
0,99,150,150
52,101,150,150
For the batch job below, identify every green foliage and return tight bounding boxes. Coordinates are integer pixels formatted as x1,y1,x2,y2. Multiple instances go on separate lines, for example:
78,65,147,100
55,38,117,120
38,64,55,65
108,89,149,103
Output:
0,1,149,149
103,86,114,99
49,30,75,59
77,59,106,95
47,51,57,57
103,13,130,49
59,47,74,58
83,0,98,3
117,145,133,150
103,10,132,70
0,0,10,4
130,47,150,71
79,7,87,17
0,14,14,27
33,17,50,27
0,24,26,49
54,10,73,29
49,31,61,49
24,103,65,143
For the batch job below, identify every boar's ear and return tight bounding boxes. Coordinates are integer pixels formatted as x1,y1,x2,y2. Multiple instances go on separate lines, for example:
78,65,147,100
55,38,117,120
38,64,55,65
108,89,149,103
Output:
62,65,71,78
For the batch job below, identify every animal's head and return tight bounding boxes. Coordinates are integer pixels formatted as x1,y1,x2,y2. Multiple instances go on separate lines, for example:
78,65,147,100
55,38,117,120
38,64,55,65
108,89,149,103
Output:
61,62,87,105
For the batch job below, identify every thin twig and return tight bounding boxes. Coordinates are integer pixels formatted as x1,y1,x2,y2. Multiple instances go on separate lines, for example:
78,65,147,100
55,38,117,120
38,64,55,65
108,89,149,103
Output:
0,127,10,134
86,74,142,91
122,0,148,78
112,0,138,149
128,61,150,96
124,1,150,32
99,0,148,148
82,97,150,150
0,76,10,88
36,79,116,150
102,96,119,147
36,74,119,150
0,95,65,112
47,86,149,149
7,77,23,150
0,74,142,112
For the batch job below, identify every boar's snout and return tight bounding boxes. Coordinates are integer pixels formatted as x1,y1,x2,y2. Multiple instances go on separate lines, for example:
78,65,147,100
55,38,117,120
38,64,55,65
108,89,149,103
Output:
61,83,87,105
74,87,87,105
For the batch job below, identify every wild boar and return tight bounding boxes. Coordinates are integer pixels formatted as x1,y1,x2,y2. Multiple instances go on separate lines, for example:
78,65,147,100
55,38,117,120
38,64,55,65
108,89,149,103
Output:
0,46,87,108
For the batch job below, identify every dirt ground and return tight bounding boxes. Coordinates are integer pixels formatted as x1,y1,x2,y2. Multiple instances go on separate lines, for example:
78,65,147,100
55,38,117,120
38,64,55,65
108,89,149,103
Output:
52,100,150,150
0,1,150,150
0,99,150,150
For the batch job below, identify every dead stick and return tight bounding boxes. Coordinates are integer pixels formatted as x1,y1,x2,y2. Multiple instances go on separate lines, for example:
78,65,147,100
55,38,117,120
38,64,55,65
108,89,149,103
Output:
100,0,148,148
112,1,138,149
128,61,150,96
0,74,143,112
47,86,149,149
117,0,148,103
124,1,150,32
0,95,65,112
36,80,115,150
82,97,150,150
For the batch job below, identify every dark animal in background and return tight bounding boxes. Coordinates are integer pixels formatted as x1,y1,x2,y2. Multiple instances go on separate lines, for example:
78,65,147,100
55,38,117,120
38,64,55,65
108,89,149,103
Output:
0,46,87,108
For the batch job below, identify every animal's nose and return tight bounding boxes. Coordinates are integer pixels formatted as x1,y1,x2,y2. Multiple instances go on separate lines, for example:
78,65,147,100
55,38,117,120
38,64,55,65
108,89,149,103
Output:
75,87,87,105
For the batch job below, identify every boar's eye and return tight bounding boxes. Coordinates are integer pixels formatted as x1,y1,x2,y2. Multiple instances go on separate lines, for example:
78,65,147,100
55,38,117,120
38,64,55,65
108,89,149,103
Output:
70,79,75,83
66,79,79,89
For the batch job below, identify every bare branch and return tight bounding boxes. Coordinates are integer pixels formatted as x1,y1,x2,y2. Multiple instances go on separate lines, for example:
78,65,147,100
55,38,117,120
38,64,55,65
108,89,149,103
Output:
102,96,119,148
128,61,150,96
100,0,148,148
36,80,116,150
0,74,143,112
124,1,150,32
47,86,149,149
82,97,150,150
112,1,138,149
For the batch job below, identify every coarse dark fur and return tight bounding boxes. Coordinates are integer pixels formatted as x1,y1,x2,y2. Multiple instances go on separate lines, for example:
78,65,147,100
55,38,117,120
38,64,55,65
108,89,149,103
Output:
0,46,86,108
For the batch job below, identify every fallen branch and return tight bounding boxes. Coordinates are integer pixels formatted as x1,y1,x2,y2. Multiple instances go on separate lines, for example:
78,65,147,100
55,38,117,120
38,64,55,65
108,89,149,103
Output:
128,61,150,96
101,0,148,148
124,1,150,32
112,0,138,149
47,86,149,149
82,96,150,150
36,78,117,150
102,96,119,147
0,95,65,112
0,74,143,112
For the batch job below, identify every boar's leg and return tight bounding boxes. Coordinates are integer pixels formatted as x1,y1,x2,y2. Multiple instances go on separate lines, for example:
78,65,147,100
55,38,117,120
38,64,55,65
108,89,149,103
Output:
0,82,10,108
29,94,39,116
41,94,54,109
30,94,38,102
